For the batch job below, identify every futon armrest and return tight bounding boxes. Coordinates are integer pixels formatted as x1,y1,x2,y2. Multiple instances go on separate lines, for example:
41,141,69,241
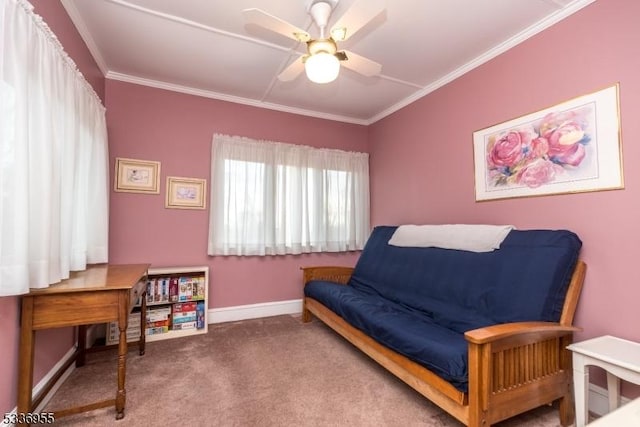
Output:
466,321,581,414
301,266,354,285
465,322,580,346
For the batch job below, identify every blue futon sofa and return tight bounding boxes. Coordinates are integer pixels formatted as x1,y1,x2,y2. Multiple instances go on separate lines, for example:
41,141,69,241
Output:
302,225,586,427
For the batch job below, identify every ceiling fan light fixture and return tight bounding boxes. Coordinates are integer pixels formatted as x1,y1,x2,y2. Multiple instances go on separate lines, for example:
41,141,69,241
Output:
245,0,383,83
305,52,340,84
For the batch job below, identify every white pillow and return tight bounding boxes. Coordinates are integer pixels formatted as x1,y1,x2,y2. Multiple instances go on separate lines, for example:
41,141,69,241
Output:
388,224,515,252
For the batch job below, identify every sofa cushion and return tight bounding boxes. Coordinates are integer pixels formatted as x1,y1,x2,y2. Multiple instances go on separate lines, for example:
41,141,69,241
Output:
347,226,581,334
305,280,470,391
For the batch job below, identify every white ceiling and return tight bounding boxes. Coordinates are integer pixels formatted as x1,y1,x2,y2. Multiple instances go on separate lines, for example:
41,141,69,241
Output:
61,0,595,125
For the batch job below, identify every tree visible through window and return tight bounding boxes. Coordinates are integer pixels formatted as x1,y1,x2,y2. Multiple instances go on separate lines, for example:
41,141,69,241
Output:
208,134,370,256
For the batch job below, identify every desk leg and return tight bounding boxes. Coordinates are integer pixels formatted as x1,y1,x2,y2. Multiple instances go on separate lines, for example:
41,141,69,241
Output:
17,297,35,426
139,293,146,356
572,355,589,427
606,372,621,413
115,292,128,420
77,325,87,367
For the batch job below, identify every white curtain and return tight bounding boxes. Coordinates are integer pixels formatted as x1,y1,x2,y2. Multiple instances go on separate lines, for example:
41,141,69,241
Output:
0,0,109,296
209,134,370,256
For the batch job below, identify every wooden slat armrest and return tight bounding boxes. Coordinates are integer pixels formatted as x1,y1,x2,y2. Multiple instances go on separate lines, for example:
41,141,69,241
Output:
465,322,581,346
301,266,354,285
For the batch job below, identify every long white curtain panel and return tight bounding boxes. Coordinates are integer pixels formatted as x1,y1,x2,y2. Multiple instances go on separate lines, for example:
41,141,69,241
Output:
0,0,109,296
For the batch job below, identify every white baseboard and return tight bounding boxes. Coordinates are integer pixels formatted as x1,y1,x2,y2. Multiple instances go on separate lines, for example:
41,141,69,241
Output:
2,346,76,427
207,299,303,324
32,347,77,412
588,383,631,417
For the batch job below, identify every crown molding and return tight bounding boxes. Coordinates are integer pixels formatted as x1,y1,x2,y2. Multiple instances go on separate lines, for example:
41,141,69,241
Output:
64,0,596,126
368,0,597,124
60,0,108,75
106,71,369,126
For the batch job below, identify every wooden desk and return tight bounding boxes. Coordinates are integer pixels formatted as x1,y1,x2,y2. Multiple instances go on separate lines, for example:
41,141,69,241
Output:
17,264,149,423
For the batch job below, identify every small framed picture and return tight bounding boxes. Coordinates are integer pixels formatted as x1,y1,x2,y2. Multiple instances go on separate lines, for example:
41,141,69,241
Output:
114,157,161,194
166,177,207,210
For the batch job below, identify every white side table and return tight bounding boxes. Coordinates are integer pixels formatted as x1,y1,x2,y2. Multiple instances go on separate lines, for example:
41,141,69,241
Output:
567,335,640,427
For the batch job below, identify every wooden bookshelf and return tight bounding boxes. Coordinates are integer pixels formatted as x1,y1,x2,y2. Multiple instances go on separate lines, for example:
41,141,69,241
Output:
106,266,208,344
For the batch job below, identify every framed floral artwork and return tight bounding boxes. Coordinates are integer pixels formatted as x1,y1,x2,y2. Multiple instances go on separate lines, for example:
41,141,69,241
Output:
114,157,161,194
473,84,623,201
166,177,206,209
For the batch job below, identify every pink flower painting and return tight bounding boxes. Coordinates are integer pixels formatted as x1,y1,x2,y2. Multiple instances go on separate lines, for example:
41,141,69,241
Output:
485,106,592,189
474,85,622,202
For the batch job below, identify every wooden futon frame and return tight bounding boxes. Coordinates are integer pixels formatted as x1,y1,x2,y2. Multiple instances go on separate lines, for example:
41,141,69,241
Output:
301,260,587,427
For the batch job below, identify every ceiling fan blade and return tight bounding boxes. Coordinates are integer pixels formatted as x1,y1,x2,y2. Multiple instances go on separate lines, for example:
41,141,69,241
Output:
330,0,385,42
278,56,306,82
340,50,382,77
243,8,310,42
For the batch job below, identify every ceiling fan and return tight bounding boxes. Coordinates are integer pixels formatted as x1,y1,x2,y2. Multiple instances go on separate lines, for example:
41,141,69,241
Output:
243,0,385,84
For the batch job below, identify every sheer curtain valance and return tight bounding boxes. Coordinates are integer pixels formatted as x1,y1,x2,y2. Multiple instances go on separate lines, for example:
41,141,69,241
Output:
208,134,370,256
0,0,109,296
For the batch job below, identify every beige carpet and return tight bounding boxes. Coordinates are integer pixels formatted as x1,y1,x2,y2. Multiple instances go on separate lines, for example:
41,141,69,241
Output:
42,315,565,426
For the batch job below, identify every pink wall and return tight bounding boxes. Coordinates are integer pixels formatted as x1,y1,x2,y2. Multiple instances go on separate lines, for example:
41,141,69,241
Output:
106,80,367,308
0,0,105,415
5,0,638,415
369,0,640,395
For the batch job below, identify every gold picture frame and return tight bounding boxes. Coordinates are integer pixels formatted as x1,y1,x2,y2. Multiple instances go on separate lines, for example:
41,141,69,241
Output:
473,84,623,201
114,157,161,194
165,177,207,210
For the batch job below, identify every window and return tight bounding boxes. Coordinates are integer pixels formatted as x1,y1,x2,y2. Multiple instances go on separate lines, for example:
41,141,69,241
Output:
0,0,109,296
208,134,370,256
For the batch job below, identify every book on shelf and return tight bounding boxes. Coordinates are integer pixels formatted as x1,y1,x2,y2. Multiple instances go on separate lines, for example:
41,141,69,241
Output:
176,275,206,302
177,277,193,301
154,278,162,302
172,301,197,328
162,277,171,302
146,277,172,304
173,309,196,319
173,321,197,330
169,277,179,302
146,278,155,304
197,300,206,329
147,319,169,328
146,307,170,335
147,325,169,335
194,276,206,300
173,312,197,323
106,311,142,345
173,301,197,312
146,306,171,332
